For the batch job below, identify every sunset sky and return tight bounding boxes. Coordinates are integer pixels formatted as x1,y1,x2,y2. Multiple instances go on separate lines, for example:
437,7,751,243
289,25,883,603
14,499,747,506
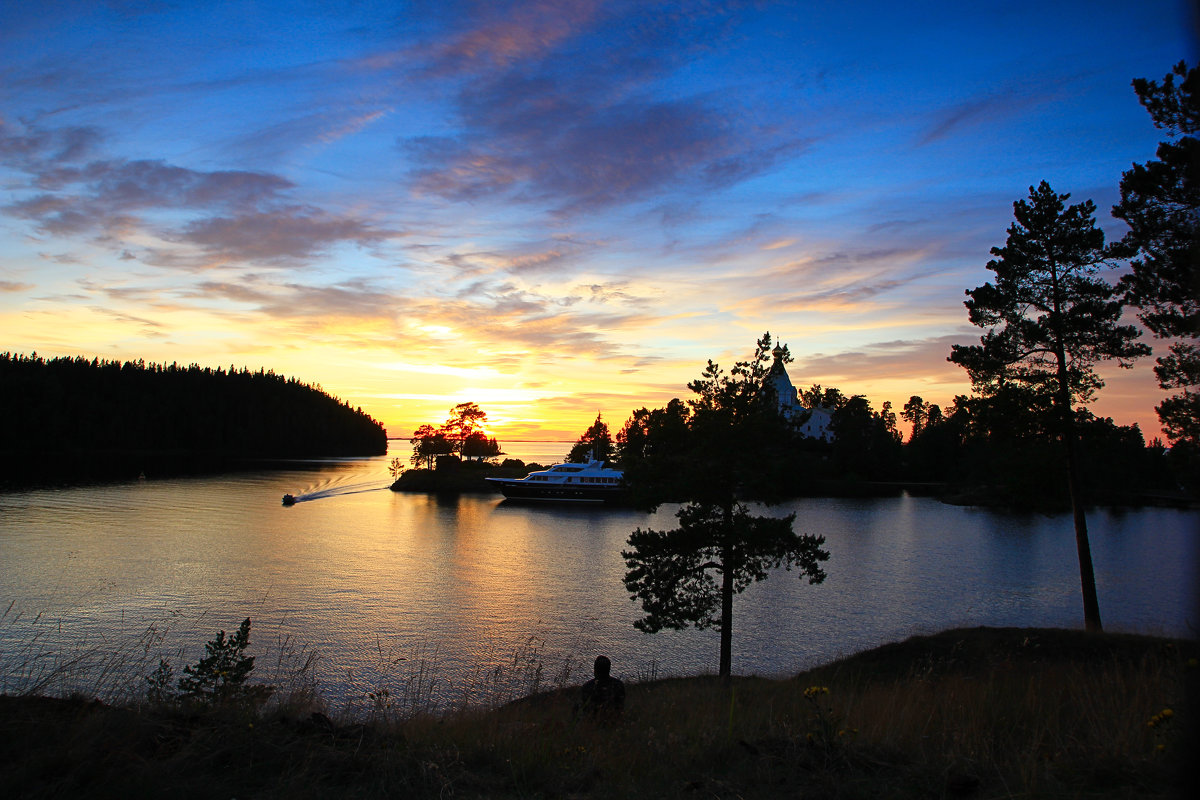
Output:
1,1,1194,442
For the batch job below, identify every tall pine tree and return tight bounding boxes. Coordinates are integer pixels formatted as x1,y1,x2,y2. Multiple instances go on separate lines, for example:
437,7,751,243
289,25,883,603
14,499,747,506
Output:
949,182,1148,631
621,334,828,678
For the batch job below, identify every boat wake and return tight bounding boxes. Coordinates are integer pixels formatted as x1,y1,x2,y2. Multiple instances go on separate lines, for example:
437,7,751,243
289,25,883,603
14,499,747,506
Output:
283,476,391,505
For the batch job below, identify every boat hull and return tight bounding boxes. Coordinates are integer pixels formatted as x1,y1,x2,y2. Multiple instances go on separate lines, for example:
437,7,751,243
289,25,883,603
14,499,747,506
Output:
485,478,624,503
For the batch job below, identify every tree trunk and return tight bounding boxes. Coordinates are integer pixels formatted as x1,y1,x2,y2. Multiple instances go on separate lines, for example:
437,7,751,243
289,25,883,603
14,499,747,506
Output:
1049,260,1103,633
1053,345,1102,632
1062,414,1103,632
719,504,734,680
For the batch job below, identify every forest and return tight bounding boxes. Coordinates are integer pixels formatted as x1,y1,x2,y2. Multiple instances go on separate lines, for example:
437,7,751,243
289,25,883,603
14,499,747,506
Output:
0,353,387,487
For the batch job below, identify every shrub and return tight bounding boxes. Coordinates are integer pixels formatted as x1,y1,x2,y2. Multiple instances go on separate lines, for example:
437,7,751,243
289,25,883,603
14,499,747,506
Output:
148,618,273,707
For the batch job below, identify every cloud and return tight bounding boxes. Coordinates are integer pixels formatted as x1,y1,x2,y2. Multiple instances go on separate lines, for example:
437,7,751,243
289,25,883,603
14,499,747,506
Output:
1,120,299,246
780,278,913,310
411,90,799,212
0,280,34,292
3,156,293,237
916,83,1054,148
0,121,102,167
724,247,938,314
188,277,406,322
580,280,640,306
398,1,801,212
1,119,399,267
34,159,293,206
90,307,169,338
436,235,601,279
180,269,653,368
412,0,601,77
177,206,396,264
797,334,971,387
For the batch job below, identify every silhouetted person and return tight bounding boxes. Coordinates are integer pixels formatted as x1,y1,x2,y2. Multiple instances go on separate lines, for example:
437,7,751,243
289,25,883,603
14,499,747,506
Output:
578,655,625,719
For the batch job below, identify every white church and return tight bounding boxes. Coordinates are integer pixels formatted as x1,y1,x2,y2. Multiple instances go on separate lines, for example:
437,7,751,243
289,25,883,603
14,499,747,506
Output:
763,344,835,442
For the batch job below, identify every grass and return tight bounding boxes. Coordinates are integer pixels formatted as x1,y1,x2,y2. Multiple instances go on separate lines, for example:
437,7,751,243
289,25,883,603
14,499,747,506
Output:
0,626,1195,798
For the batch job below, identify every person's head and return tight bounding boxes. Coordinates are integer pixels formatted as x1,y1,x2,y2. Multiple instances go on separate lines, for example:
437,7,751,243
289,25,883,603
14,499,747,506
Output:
593,655,611,678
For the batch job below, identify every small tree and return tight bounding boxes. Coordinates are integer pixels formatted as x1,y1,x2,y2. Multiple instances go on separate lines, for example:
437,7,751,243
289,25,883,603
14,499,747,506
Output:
176,618,269,705
566,413,615,463
621,334,829,678
949,182,1149,631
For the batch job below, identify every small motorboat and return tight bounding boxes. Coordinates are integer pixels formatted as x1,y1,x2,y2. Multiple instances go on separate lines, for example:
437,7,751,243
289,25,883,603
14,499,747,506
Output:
281,493,296,506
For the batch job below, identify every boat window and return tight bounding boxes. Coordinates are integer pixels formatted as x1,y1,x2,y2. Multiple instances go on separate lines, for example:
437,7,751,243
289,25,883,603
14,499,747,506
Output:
551,466,584,472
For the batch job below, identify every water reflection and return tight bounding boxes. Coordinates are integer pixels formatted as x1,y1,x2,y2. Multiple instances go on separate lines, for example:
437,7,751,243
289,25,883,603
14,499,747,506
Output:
0,451,1195,706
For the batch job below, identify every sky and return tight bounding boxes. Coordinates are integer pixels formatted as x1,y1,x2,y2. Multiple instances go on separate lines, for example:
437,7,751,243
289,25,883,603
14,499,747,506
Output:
1,1,1195,442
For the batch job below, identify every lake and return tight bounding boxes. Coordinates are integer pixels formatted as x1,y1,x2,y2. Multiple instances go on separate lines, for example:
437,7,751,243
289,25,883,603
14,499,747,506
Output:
1,441,1195,711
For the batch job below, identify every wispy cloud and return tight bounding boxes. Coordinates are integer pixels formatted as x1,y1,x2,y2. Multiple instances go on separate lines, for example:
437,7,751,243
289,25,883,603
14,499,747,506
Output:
395,1,802,213
798,334,971,388
0,122,102,166
177,207,397,264
0,119,401,267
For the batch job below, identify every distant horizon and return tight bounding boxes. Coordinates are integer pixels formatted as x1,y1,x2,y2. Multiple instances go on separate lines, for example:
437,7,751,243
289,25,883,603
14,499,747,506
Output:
2,2,1192,443
388,436,574,442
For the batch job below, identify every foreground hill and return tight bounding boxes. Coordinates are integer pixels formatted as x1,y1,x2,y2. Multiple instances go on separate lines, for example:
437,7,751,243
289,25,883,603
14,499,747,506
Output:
0,627,1193,798
0,353,386,487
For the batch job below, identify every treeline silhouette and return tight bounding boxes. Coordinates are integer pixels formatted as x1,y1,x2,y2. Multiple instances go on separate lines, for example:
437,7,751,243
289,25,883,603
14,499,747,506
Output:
613,378,1192,511
771,391,1190,508
1,353,386,487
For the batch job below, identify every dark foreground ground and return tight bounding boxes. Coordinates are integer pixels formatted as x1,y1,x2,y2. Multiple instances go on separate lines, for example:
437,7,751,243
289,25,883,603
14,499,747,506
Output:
1,627,1196,799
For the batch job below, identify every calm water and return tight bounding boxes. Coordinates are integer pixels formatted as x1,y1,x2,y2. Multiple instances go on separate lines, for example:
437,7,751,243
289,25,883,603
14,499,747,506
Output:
1,441,1196,707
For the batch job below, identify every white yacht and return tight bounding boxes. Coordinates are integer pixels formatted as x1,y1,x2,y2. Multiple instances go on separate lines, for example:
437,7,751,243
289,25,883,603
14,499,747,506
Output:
485,458,625,503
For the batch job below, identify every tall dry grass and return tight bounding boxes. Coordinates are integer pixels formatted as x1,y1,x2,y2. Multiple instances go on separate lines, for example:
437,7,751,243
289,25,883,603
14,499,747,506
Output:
390,629,1193,798
1,622,1192,798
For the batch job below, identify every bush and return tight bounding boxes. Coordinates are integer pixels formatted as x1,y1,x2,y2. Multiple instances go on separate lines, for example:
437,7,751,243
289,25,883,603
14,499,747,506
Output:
147,618,273,707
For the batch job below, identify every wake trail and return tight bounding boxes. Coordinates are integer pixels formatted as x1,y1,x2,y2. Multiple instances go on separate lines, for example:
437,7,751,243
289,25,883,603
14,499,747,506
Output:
286,476,393,503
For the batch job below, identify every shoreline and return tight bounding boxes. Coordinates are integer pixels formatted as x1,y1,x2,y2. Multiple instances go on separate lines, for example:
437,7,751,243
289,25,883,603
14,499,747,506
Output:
389,465,1199,510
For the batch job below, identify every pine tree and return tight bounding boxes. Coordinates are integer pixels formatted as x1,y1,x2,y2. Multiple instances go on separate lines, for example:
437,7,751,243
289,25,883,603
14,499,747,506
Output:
621,334,828,677
1112,61,1200,446
950,183,1149,631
